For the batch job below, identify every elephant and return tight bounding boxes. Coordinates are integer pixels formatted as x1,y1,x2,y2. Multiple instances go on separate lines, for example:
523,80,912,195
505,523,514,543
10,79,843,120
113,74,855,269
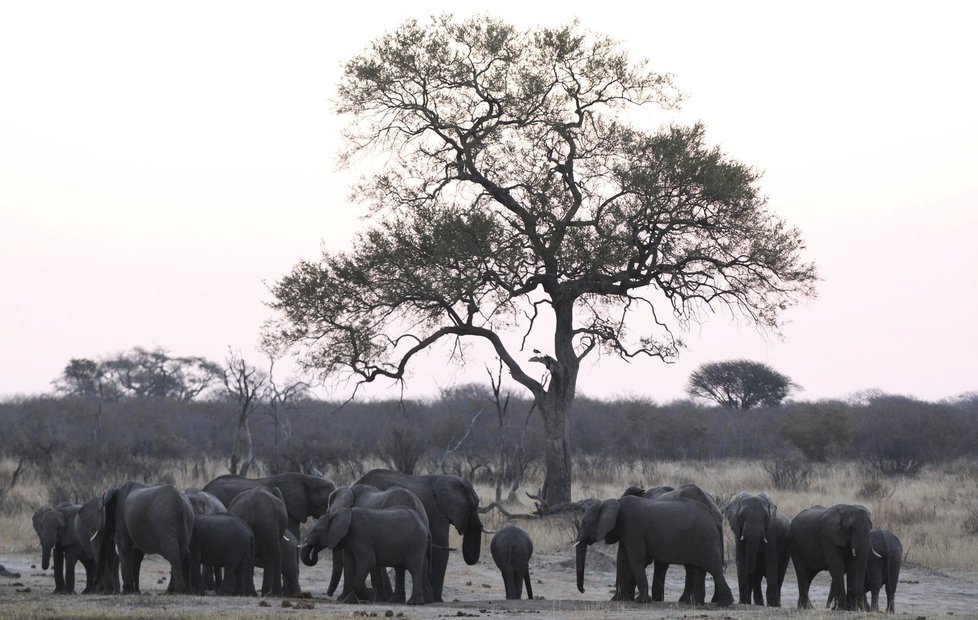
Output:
788,503,873,611
324,484,431,603
355,469,487,603
490,525,534,600
189,513,255,596
826,528,901,612
32,504,95,594
724,491,790,606
183,488,228,515
254,528,301,596
99,481,195,594
616,484,724,604
202,472,335,539
73,496,120,594
301,506,430,605
227,486,288,596
576,494,733,606
183,488,227,590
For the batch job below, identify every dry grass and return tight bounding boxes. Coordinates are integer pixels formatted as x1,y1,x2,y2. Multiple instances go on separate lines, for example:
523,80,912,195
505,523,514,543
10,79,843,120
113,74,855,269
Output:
4,456,978,571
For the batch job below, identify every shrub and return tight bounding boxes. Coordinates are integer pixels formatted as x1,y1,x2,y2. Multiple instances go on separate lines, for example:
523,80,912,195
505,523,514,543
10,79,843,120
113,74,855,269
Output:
763,456,814,490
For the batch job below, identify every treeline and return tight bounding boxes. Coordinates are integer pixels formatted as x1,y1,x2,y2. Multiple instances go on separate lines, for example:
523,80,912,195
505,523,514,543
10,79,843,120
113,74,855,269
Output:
2,388,976,503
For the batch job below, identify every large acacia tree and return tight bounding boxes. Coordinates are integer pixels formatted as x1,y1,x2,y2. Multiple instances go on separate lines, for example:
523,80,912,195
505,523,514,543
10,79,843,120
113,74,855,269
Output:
267,16,817,504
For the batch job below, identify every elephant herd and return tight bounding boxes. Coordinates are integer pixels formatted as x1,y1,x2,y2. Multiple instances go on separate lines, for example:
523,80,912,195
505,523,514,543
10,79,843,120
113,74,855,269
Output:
30,469,489,605
31,470,902,612
576,484,903,612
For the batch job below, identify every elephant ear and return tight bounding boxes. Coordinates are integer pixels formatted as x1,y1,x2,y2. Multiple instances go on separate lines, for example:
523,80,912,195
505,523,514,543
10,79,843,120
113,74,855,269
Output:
621,485,646,498
324,508,352,549
724,492,748,535
825,507,849,548
328,486,355,511
32,507,50,536
101,488,120,532
433,477,471,531
595,499,620,542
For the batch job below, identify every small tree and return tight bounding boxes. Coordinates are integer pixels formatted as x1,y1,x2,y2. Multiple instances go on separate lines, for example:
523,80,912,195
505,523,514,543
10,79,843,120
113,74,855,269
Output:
222,350,266,477
686,360,797,410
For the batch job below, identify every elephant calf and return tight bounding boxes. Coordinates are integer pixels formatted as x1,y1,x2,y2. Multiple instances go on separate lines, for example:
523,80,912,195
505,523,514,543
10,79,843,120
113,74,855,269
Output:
189,513,255,596
490,525,533,600
33,504,95,594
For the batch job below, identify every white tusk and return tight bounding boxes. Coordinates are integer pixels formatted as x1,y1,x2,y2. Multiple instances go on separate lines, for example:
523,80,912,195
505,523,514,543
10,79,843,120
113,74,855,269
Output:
873,549,883,558
763,537,768,544
482,527,496,534
852,548,856,558
283,535,290,542
90,530,99,542
573,541,581,547
740,535,745,541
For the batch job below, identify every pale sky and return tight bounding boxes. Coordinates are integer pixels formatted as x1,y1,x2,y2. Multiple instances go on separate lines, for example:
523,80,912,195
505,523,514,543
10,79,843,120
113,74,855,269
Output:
1,1,976,403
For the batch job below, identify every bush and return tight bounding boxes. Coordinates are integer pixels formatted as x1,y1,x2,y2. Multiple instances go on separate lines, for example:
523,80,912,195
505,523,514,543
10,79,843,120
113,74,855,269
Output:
763,456,814,490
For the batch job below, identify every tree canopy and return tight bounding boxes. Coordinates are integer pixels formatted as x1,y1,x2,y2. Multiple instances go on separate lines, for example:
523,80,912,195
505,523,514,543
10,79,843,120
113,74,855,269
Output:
686,359,797,410
266,16,817,503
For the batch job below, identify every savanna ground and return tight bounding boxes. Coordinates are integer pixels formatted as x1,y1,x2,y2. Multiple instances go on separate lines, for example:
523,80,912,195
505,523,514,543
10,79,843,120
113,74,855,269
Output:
2,458,978,619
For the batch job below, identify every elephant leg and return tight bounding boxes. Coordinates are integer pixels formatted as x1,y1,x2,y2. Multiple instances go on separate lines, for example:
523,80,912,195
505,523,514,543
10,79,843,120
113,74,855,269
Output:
706,560,734,607
131,549,144,594
610,544,635,601
81,558,96,594
794,564,814,609
827,565,846,611
750,571,764,606
406,552,426,605
735,547,751,604
650,559,668,602
64,550,79,594
629,553,652,603
428,543,449,603
53,549,66,594
514,568,527,599
368,566,390,602
394,567,407,603
500,566,516,599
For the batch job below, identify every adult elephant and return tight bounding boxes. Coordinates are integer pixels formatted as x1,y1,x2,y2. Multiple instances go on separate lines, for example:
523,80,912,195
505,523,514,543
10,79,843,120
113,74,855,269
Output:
724,492,790,606
355,469,486,603
323,484,430,603
74,496,120,594
788,503,873,610
99,482,195,594
203,472,335,539
576,494,733,606
33,504,94,594
301,506,430,604
227,486,288,596
616,484,724,604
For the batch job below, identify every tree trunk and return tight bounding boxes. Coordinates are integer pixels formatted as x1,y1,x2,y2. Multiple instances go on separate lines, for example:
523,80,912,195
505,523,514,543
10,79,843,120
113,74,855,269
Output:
231,413,254,476
537,297,578,505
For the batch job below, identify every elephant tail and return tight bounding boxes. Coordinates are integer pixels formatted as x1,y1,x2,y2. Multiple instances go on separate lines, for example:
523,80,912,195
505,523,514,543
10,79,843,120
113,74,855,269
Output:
524,569,533,600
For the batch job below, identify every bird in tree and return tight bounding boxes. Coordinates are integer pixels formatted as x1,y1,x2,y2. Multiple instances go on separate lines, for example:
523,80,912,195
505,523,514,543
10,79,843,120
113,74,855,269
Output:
686,359,798,410
265,16,817,504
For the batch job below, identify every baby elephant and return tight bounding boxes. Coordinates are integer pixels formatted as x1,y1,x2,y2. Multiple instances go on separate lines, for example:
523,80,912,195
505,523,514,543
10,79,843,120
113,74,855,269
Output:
490,525,534,600
866,528,902,613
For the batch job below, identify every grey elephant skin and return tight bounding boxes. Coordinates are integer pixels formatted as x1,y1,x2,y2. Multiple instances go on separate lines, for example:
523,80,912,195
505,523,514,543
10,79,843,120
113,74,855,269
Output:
301,506,430,605
355,469,485,603
228,486,289,596
183,488,227,591
324,483,431,603
203,472,335,538
616,484,723,604
254,528,301,596
74,496,120,593
33,504,95,594
99,481,195,594
576,494,733,606
788,503,873,610
846,528,902,613
724,491,790,606
189,513,255,595
490,525,534,600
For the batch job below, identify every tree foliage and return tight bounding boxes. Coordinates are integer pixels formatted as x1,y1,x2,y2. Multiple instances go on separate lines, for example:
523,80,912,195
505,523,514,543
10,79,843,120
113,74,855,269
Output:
266,16,817,503
687,359,797,410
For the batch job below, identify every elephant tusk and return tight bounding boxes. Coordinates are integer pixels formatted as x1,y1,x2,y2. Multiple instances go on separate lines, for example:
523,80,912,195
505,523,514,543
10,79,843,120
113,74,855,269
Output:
482,527,496,534
873,549,883,558
739,535,745,541
852,548,856,558
90,530,99,542
283,535,290,542
573,541,581,548
763,537,768,544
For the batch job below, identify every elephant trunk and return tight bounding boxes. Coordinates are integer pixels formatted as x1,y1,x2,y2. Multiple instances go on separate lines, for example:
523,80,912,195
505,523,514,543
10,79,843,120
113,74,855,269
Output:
41,541,53,571
299,543,320,567
576,541,587,593
846,530,871,610
743,532,761,578
462,516,483,565
326,548,343,596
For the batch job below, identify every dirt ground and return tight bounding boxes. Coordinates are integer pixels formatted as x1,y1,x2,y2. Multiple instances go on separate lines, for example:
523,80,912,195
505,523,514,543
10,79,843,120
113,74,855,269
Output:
2,547,976,619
